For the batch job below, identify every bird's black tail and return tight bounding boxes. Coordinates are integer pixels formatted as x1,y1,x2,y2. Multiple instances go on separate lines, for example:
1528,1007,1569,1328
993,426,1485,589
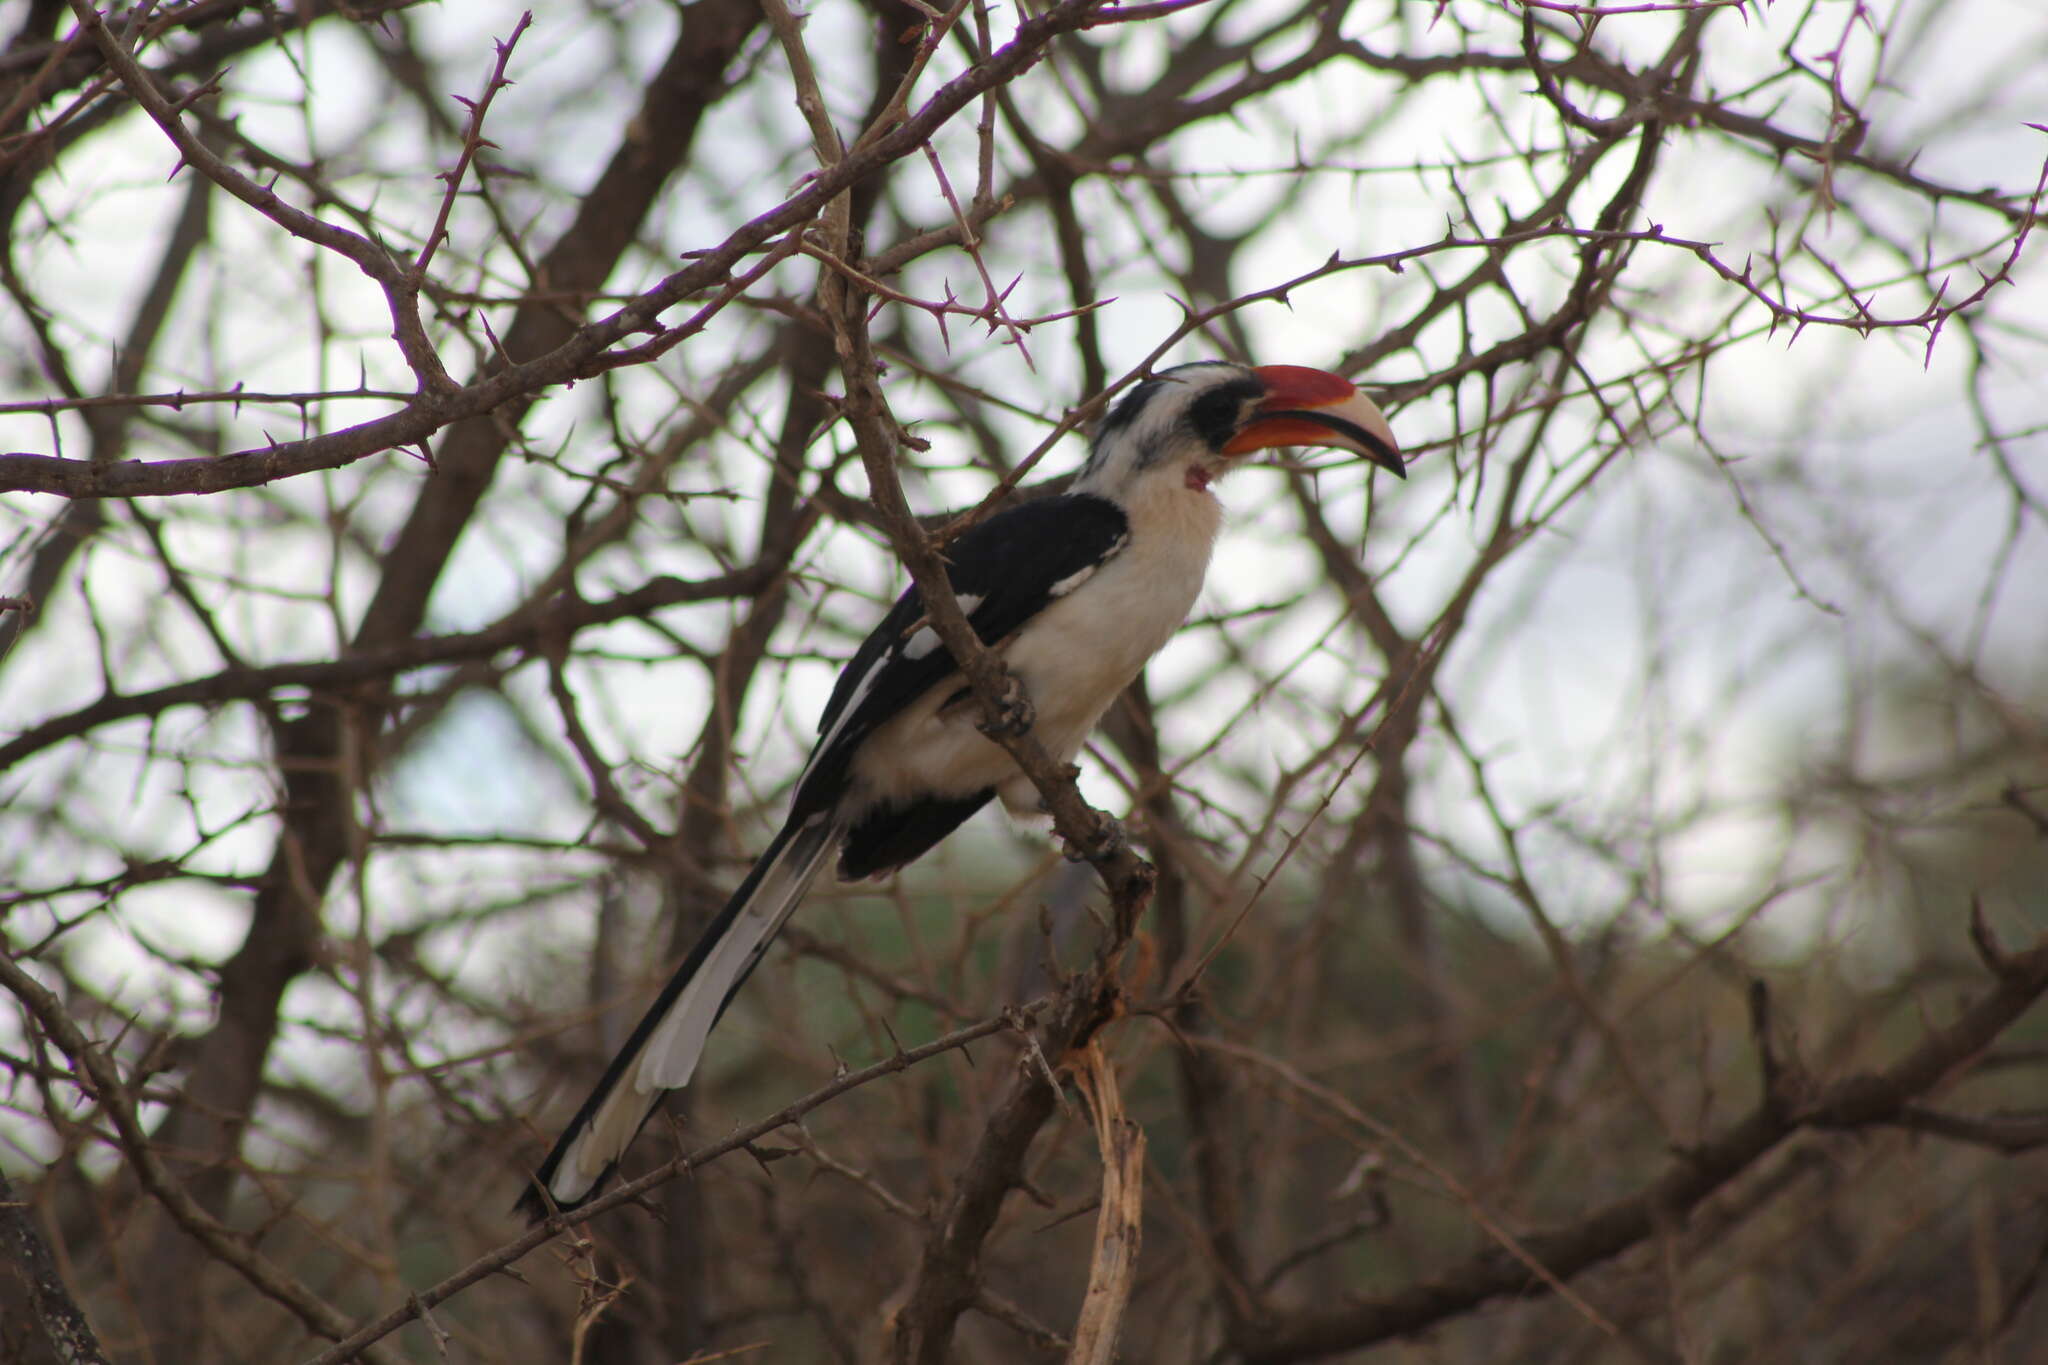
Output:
516,810,845,1220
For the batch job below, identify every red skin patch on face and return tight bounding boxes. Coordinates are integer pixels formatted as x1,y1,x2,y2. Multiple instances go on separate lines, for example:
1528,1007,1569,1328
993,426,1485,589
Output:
1185,464,1213,492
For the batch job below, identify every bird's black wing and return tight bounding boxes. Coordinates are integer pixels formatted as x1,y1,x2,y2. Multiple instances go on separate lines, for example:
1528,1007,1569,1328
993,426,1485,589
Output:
515,494,1128,1220
789,492,1130,821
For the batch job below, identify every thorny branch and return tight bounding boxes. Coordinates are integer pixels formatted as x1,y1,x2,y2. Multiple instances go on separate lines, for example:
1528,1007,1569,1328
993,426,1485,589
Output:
5,0,2047,1362
1241,931,2048,1363
0,945,405,1365
302,1010,1029,1365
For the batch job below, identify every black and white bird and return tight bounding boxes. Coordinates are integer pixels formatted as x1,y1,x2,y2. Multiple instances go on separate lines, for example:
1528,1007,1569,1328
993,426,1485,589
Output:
519,361,1402,1218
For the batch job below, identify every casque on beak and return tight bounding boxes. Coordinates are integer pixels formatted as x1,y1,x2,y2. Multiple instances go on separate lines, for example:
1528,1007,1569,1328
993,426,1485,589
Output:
1221,364,1404,477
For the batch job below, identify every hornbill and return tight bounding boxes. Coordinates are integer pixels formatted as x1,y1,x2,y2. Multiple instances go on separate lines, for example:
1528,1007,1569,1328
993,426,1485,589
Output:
518,361,1402,1219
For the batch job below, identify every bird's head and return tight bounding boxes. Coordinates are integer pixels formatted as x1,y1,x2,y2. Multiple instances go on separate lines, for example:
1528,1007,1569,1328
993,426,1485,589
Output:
1073,361,1402,499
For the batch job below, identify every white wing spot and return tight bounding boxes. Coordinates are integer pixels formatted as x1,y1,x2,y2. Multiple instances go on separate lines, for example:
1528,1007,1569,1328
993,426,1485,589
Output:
1048,565,1095,598
900,593,981,661
826,655,886,734
1049,535,1127,598
798,652,888,789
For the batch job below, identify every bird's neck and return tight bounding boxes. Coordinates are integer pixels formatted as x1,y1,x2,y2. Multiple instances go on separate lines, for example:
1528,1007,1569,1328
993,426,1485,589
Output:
1114,466,1225,557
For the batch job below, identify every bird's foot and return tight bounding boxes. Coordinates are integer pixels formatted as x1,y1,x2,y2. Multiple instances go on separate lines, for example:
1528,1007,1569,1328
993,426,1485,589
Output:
1032,765,1084,816
1063,811,1125,863
977,674,1036,739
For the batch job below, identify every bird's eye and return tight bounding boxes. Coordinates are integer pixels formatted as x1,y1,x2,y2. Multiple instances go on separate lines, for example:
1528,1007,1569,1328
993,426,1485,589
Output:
1187,388,1248,449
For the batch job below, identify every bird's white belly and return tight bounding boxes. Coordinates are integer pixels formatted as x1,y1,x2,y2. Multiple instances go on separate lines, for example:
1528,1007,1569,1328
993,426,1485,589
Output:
848,501,1217,815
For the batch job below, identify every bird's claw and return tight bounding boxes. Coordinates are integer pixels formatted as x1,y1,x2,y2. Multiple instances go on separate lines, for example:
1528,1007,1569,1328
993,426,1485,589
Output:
1063,812,1125,863
977,675,1036,739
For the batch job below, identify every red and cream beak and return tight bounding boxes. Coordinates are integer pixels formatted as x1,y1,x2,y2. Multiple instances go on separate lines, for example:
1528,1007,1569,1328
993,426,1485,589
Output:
1222,364,1404,477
